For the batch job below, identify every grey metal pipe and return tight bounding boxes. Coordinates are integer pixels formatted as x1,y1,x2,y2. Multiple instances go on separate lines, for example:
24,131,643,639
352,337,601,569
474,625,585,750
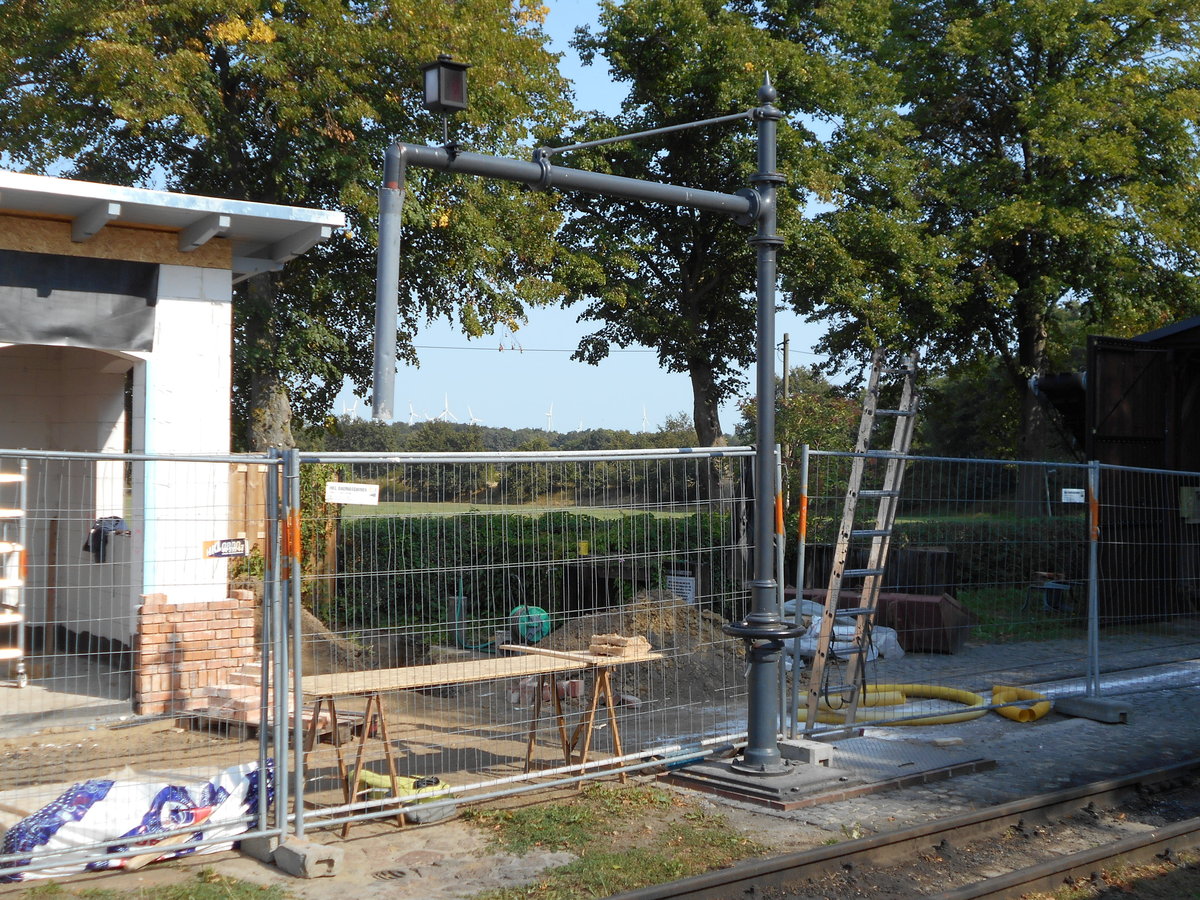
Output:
724,76,799,774
391,142,755,218
285,449,307,837
372,144,407,421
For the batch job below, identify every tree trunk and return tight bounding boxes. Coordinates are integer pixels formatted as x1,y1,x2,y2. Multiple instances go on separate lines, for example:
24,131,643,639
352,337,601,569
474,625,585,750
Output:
689,367,723,448
689,363,724,501
242,273,295,451
1014,293,1049,510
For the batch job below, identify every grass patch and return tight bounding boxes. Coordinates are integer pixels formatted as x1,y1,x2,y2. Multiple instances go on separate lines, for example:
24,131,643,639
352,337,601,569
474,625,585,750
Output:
959,586,1086,643
464,783,767,899
19,868,290,899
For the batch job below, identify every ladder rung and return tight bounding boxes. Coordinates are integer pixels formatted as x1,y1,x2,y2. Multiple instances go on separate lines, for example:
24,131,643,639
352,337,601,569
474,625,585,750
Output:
836,607,877,617
876,408,916,417
850,529,891,538
842,568,886,578
858,489,900,499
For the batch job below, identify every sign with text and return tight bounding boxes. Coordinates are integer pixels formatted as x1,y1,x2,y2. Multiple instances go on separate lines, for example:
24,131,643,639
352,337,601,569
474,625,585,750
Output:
204,538,249,558
324,481,381,505
1061,488,1086,504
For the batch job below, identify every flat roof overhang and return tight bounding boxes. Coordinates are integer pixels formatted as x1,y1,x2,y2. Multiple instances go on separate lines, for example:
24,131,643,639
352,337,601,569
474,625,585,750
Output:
0,170,346,283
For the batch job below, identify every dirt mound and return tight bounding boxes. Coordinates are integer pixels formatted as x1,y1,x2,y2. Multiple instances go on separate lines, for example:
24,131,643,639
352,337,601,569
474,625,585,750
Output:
539,590,746,698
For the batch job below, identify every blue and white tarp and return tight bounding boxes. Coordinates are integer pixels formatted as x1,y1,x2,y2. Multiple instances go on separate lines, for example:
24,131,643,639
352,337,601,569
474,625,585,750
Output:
0,759,272,882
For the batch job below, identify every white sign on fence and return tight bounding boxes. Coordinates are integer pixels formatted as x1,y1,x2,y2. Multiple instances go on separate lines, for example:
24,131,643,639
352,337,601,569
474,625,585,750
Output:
324,481,380,505
1061,488,1086,504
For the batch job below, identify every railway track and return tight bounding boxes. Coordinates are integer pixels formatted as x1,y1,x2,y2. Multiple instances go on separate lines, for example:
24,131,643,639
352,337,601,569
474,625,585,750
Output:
610,759,1200,900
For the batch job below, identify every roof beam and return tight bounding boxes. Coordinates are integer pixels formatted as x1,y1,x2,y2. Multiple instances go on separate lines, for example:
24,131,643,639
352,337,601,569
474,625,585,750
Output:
269,224,333,264
71,201,121,242
178,213,231,252
232,256,285,284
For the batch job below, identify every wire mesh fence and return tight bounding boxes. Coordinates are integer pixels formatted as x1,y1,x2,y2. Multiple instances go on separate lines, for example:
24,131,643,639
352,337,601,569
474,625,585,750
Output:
289,448,755,831
0,450,278,882
790,451,1200,736
0,444,1197,872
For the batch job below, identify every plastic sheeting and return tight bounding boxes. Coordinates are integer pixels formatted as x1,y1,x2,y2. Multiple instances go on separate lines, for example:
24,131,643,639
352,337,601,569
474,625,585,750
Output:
0,759,272,882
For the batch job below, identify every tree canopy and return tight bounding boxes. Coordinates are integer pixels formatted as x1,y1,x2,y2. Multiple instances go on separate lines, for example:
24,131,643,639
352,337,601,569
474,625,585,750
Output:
552,0,840,446
0,0,571,448
778,0,1200,461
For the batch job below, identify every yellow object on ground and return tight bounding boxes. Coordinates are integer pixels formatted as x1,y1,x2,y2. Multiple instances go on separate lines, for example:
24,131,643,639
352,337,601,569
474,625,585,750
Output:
992,684,1051,722
815,683,988,726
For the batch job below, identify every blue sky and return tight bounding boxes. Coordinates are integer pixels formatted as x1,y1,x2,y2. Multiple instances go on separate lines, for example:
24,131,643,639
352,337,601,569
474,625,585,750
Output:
340,1,828,434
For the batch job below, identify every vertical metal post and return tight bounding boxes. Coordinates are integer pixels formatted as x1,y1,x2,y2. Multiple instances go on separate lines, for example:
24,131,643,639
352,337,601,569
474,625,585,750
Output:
284,449,306,836
775,445,786,733
266,450,288,834
723,76,800,774
1087,460,1101,698
789,444,810,739
372,145,407,421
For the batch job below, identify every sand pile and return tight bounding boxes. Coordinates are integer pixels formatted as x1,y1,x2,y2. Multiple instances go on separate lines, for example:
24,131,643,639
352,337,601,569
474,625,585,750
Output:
539,589,746,698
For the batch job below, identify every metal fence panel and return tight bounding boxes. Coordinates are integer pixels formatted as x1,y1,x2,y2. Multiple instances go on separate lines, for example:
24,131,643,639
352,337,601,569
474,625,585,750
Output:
290,448,755,831
0,450,280,881
791,451,1200,736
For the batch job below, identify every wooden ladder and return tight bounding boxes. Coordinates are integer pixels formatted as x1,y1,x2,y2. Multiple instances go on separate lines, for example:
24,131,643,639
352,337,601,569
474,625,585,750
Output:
803,348,918,736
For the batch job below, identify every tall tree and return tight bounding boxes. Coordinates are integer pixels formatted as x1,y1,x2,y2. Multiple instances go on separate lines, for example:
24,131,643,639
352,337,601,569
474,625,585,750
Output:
555,0,837,447
779,0,1200,467
0,0,570,449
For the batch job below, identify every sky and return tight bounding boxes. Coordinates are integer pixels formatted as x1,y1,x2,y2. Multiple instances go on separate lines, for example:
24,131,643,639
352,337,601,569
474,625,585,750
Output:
338,1,829,435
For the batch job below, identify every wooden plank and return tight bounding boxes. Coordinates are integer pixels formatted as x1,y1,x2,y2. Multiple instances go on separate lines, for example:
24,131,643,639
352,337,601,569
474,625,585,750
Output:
301,650,662,699
496,645,604,664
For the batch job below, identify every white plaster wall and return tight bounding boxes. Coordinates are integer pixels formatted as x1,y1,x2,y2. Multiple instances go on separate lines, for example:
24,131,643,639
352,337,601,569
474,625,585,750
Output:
136,264,234,605
0,345,135,642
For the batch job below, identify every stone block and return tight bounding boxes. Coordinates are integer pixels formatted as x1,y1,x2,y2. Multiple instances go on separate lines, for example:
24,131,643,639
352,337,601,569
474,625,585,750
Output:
272,838,343,878
778,737,834,767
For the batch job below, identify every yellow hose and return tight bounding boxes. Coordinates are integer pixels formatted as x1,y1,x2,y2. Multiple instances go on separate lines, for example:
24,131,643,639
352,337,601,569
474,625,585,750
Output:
992,684,1051,722
814,683,988,726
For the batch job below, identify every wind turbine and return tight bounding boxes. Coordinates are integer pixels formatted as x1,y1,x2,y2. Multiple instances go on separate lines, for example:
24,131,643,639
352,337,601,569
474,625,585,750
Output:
545,402,554,432
407,402,425,425
641,406,649,432
341,395,359,417
433,394,458,422
467,406,482,426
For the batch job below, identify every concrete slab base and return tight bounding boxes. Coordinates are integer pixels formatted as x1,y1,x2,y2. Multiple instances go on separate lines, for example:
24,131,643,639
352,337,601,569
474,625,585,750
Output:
1055,696,1133,724
666,737,995,811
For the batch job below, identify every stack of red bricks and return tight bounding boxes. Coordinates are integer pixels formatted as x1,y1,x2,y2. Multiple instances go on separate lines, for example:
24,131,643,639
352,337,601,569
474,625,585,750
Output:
133,589,260,716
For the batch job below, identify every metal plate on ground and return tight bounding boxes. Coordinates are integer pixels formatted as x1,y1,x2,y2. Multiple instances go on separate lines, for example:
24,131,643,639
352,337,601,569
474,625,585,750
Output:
666,738,994,810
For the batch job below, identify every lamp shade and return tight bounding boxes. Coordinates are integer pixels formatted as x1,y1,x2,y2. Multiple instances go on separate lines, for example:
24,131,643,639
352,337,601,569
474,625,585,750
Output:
421,55,469,113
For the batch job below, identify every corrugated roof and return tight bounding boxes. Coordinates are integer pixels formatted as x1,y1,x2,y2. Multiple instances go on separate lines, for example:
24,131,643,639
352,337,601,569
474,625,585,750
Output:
0,170,345,282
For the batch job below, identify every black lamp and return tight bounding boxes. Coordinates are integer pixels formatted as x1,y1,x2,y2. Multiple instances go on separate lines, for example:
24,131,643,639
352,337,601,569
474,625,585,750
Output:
421,54,469,114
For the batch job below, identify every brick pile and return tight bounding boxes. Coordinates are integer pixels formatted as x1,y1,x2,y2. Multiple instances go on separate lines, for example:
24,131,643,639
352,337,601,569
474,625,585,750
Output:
133,589,260,716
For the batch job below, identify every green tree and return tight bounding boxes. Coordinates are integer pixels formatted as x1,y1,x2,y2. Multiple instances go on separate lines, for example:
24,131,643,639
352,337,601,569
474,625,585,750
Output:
555,0,828,448
779,0,1200,470
0,0,570,449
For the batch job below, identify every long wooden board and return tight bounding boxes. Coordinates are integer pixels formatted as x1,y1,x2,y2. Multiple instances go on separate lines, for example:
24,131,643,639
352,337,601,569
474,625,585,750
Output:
301,649,662,699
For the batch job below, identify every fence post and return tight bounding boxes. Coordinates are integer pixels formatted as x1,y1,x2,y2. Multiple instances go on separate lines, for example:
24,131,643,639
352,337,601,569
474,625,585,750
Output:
264,450,290,836
284,449,306,837
1087,460,1101,698
788,444,809,739
775,445,786,734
